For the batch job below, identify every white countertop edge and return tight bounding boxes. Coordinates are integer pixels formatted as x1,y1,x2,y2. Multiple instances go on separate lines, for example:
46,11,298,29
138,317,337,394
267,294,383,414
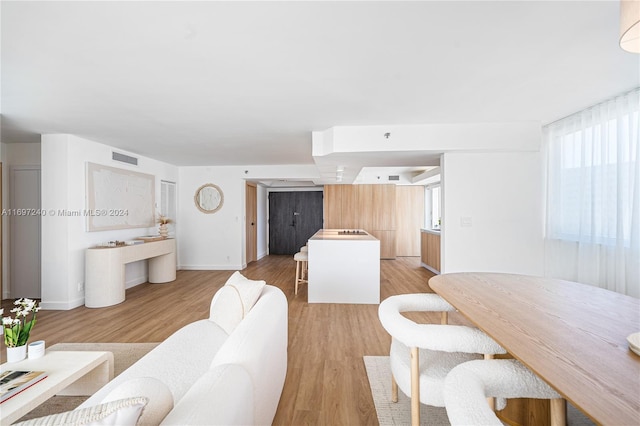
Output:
421,228,441,235
309,229,378,241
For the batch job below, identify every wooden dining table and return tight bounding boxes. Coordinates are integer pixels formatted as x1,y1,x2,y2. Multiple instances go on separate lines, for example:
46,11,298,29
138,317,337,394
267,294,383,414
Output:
429,272,640,426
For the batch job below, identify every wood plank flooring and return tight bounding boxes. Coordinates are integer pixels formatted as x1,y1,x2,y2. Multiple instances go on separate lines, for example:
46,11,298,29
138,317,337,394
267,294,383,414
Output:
1,255,472,424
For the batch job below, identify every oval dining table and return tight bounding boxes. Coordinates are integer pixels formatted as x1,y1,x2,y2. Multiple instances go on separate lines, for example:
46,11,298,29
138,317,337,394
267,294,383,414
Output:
429,272,640,426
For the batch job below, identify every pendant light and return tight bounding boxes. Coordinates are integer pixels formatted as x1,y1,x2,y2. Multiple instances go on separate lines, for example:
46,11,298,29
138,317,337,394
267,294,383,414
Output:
620,0,640,53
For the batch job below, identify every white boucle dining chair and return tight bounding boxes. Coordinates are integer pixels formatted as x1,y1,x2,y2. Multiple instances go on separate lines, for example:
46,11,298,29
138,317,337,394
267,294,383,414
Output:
378,293,507,426
444,358,566,426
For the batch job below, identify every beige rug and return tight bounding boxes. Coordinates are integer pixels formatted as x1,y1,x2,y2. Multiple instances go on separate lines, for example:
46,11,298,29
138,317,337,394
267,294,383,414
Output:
364,356,451,425
17,342,158,422
364,356,594,426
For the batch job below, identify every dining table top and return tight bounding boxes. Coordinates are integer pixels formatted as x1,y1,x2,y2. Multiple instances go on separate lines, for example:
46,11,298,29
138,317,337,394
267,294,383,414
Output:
429,272,640,426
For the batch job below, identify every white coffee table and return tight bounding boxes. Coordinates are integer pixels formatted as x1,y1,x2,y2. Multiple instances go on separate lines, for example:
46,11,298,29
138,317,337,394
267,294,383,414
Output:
0,350,114,424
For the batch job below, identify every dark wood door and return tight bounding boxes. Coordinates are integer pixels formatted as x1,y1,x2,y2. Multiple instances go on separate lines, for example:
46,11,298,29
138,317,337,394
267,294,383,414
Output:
269,191,323,255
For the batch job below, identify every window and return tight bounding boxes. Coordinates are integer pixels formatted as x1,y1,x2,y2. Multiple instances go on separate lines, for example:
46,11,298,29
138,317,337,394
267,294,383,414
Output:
431,185,441,229
160,180,177,235
544,88,639,297
425,184,441,229
547,110,638,246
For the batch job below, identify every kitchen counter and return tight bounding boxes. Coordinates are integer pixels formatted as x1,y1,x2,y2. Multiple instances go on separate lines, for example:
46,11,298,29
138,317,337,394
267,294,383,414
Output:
309,229,379,241
421,228,441,235
420,229,441,274
307,229,380,304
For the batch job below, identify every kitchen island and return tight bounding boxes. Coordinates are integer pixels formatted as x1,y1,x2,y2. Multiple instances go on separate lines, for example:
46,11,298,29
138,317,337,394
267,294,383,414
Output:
307,229,380,304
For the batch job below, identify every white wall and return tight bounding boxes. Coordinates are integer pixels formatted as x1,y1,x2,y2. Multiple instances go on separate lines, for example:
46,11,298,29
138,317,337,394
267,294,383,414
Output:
178,166,246,270
40,134,178,309
441,151,544,275
179,164,319,270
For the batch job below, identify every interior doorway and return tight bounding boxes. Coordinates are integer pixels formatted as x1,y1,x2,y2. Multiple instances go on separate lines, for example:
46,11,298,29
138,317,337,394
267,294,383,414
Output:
268,191,323,255
10,165,41,298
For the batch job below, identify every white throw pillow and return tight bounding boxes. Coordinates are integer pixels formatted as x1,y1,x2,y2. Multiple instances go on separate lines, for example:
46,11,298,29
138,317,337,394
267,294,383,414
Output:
102,377,173,426
209,286,244,334
223,271,266,317
13,397,147,426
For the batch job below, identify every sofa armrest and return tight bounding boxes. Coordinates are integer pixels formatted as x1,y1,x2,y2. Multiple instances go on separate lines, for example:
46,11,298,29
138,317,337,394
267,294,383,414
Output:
211,285,288,425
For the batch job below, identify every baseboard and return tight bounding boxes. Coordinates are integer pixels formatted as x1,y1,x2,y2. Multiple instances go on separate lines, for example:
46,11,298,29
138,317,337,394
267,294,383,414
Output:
257,251,267,260
125,276,148,289
179,264,243,271
40,297,85,311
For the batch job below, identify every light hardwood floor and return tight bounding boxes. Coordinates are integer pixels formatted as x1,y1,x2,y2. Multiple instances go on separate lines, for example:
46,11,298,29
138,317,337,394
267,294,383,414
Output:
2,255,471,424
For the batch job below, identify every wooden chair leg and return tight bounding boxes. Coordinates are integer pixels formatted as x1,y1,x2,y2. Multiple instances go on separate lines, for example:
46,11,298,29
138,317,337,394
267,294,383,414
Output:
303,260,307,280
295,261,300,294
550,398,567,426
484,354,495,410
411,347,420,426
391,375,398,403
441,311,448,325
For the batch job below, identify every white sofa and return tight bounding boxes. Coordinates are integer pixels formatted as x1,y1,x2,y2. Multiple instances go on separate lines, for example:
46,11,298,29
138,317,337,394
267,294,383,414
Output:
59,278,288,425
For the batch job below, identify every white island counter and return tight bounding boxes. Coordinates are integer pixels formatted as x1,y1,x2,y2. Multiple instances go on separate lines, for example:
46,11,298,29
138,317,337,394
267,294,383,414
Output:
307,229,380,304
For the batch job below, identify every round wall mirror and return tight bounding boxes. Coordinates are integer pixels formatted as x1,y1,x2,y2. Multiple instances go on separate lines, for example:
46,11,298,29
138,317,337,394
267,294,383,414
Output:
194,183,224,214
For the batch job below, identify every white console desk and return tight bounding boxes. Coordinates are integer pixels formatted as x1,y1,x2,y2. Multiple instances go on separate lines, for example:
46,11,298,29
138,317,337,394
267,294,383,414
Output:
85,239,176,308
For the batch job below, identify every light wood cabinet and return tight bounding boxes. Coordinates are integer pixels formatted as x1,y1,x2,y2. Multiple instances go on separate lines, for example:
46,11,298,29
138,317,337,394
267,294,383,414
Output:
420,230,440,273
341,185,361,229
323,185,343,229
396,186,424,256
372,184,396,230
358,184,375,231
323,184,397,259
369,230,396,259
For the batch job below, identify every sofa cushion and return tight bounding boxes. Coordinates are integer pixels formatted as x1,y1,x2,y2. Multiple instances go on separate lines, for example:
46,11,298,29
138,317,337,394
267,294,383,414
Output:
208,286,244,334
14,397,147,426
79,320,229,409
160,364,254,425
223,271,266,316
102,377,173,426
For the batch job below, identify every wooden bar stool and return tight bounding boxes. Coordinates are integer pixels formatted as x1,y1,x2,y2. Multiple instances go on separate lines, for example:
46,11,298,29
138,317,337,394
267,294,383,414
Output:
294,251,308,295
300,245,308,276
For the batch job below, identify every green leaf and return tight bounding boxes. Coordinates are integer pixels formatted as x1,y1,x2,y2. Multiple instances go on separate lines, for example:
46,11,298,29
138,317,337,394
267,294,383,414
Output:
4,327,17,346
17,318,36,346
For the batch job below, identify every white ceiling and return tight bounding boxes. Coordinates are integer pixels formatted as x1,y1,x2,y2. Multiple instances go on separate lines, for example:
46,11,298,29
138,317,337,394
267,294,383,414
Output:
1,1,638,170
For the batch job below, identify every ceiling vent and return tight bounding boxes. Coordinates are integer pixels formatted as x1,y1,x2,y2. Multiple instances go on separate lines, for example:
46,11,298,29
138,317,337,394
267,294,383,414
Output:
112,151,138,166
388,175,400,181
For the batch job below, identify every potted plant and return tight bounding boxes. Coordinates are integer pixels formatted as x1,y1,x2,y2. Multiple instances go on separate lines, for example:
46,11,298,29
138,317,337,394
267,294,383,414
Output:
1,298,40,362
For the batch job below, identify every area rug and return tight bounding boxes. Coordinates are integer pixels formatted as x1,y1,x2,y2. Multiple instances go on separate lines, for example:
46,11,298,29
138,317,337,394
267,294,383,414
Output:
364,356,594,426
17,342,158,422
364,356,451,425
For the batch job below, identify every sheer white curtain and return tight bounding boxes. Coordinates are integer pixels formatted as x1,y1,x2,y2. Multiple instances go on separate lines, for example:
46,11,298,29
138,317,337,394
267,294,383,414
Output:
544,88,639,297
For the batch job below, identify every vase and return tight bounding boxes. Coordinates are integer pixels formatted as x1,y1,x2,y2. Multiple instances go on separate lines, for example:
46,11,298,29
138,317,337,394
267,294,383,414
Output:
6,344,27,363
159,224,168,238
